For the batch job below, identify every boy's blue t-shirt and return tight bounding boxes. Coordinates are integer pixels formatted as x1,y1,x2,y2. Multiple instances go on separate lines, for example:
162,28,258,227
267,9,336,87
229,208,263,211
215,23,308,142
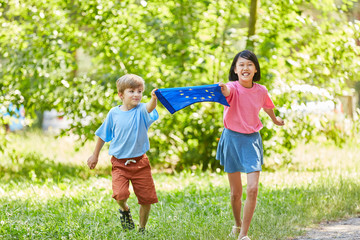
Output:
95,103,159,159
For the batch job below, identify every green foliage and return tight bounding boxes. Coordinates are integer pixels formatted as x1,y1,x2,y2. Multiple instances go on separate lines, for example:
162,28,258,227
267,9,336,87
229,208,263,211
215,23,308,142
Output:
251,0,360,168
0,128,6,153
0,0,80,115
1,0,360,170
149,104,224,171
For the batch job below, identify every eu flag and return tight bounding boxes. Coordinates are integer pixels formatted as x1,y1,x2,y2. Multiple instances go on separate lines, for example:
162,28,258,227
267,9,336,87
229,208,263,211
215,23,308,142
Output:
155,84,230,114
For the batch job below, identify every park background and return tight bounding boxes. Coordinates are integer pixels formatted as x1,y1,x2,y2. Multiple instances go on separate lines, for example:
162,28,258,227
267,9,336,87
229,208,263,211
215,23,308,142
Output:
1,0,360,239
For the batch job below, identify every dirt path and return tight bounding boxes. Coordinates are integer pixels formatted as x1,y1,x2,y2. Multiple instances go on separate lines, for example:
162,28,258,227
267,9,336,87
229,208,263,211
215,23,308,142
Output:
294,216,360,240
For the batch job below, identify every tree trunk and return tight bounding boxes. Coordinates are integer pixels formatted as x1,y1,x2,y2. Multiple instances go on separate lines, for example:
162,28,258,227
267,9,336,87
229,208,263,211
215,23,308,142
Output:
247,0,258,51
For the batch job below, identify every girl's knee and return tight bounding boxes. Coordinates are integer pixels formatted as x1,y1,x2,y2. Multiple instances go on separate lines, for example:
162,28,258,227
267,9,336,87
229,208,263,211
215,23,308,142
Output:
246,186,258,197
230,192,242,202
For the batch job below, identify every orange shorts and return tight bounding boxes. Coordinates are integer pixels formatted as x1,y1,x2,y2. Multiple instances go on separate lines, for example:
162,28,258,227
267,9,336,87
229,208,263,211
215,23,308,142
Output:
111,154,158,205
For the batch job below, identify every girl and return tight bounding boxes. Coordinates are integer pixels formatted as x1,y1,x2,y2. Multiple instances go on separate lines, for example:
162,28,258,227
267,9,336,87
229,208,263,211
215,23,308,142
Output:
217,50,284,240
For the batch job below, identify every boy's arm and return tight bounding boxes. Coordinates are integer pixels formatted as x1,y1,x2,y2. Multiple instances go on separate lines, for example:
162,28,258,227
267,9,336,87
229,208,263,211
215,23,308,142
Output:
218,82,230,97
146,88,158,113
87,137,105,169
263,108,285,126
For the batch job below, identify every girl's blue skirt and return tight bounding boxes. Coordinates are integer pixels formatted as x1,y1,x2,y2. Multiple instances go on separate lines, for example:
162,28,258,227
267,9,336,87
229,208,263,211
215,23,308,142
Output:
216,128,263,173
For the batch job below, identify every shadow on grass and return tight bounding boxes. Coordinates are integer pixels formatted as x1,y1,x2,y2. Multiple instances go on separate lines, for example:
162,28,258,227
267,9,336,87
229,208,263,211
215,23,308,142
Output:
0,151,111,183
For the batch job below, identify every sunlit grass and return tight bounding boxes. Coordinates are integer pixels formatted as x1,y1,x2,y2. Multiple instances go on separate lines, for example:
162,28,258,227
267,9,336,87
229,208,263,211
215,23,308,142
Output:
290,139,360,172
2,129,109,167
1,131,359,239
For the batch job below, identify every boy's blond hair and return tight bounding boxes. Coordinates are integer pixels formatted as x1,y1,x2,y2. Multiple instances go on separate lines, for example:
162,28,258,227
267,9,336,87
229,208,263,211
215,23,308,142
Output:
116,74,145,94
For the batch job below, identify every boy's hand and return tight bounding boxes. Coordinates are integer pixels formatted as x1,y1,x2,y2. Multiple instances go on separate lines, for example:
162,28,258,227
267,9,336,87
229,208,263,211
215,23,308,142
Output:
87,155,98,169
147,88,158,113
273,116,285,126
151,89,158,99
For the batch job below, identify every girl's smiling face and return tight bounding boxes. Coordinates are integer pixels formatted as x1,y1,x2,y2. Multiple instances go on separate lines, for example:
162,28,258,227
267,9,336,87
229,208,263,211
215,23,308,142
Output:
234,57,257,88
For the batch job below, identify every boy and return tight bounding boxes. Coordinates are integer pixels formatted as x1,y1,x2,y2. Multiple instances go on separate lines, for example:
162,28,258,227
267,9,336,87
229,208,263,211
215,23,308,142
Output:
87,74,159,233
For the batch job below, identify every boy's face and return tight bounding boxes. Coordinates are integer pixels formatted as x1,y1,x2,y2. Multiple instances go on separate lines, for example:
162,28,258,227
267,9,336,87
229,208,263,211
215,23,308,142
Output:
118,87,144,108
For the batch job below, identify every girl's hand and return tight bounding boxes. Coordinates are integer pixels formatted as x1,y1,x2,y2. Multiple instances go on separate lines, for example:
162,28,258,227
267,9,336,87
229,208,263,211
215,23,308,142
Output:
274,116,285,126
218,82,230,97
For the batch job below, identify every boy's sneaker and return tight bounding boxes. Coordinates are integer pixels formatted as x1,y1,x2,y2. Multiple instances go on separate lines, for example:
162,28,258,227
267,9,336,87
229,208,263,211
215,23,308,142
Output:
119,208,135,231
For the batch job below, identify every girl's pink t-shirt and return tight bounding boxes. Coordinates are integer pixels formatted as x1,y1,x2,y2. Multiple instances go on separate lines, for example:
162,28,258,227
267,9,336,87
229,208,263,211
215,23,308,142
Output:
224,81,275,134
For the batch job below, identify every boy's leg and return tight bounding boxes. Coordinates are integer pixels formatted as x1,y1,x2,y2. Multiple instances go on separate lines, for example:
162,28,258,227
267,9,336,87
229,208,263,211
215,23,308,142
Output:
130,154,158,231
111,156,134,231
117,199,129,211
117,199,135,231
139,204,151,229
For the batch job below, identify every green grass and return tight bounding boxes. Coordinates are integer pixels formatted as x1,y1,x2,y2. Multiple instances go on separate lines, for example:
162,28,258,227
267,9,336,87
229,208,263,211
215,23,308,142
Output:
0,131,359,239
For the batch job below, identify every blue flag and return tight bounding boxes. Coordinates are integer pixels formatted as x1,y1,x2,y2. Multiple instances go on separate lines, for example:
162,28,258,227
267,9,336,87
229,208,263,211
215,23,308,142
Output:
155,84,230,114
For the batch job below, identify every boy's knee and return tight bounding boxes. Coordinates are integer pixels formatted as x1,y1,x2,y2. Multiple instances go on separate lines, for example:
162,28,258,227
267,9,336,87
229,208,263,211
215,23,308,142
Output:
140,204,151,211
113,193,130,202
116,198,128,204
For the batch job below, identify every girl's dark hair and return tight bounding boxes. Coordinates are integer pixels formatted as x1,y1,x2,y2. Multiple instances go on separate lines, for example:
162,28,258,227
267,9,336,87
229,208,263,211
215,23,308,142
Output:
228,50,261,82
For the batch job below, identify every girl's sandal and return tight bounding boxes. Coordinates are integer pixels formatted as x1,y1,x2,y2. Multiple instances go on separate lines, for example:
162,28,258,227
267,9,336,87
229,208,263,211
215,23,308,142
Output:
229,226,241,238
238,236,251,240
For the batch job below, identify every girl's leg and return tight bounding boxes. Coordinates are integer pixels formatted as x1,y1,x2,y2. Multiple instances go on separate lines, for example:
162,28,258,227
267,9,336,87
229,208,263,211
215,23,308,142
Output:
139,204,151,228
239,171,260,239
228,172,243,228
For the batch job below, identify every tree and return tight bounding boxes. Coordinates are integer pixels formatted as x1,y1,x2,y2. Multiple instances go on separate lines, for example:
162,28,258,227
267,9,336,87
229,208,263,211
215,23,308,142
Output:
1,0,359,170
247,0,258,51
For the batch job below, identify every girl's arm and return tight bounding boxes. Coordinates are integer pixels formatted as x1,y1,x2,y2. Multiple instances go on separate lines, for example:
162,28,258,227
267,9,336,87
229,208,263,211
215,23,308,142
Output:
87,137,105,169
219,82,230,97
263,108,285,126
146,88,158,113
